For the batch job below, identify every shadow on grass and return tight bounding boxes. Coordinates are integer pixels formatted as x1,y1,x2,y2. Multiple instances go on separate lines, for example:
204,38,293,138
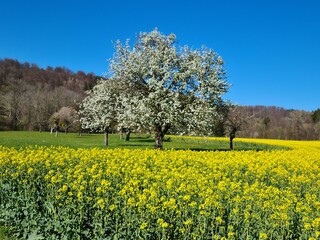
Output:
132,138,154,143
171,147,226,151
129,136,172,143
118,144,151,147
172,147,259,152
172,147,287,152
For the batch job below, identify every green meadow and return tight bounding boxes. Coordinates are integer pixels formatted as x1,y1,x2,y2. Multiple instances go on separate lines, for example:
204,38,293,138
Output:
0,131,286,151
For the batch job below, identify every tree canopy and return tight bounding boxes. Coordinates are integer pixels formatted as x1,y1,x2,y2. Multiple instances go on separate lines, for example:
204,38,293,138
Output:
80,29,229,149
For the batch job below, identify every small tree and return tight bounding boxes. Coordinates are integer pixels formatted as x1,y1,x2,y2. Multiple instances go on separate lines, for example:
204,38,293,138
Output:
108,29,229,149
50,107,78,135
225,106,247,150
49,114,60,136
79,79,120,146
59,107,78,134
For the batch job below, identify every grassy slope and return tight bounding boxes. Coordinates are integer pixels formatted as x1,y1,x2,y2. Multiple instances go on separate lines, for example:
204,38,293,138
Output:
0,131,286,151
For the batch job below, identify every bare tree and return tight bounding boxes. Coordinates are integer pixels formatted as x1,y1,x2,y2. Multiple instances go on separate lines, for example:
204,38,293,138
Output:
225,107,247,150
4,77,27,130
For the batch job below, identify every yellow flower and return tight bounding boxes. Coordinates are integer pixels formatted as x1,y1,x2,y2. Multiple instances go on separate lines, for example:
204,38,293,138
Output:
58,184,68,192
157,218,169,228
77,191,83,200
312,218,320,228
127,197,135,206
109,204,116,211
182,195,191,201
259,232,268,240
188,201,197,208
140,222,148,230
96,187,102,194
215,216,224,224
183,219,193,226
51,176,58,183
97,198,105,209
200,210,209,216
304,223,311,230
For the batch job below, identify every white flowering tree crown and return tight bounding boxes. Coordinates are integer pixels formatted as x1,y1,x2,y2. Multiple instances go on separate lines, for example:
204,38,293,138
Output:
80,29,230,149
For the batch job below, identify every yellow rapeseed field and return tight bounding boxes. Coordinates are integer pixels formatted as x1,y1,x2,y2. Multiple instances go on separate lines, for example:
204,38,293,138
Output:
0,138,319,239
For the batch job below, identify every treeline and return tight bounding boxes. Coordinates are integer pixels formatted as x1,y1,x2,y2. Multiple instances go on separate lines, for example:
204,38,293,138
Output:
234,106,320,140
0,58,319,140
0,58,98,131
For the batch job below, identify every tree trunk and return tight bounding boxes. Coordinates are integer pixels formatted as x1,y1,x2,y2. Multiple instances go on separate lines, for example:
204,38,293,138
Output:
104,130,109,146
154,124,170,150
229,136,234,150
119,130,123,140
12,113,18,130
154,130,164,150
229,131,235,150
125,130,131,141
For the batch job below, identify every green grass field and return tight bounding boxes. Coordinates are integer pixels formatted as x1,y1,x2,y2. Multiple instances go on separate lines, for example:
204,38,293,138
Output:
0,131,286,151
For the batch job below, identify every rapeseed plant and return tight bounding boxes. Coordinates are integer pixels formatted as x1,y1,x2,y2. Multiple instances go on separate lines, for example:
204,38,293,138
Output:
0,139,319,239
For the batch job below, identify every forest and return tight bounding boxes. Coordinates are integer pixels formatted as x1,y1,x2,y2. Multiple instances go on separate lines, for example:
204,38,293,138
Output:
0,58,98,132
0,58,319,140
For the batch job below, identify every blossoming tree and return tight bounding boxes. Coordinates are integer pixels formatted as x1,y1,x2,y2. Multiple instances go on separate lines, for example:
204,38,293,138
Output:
79,77,141,145
80,29,229,149
79,79,120,146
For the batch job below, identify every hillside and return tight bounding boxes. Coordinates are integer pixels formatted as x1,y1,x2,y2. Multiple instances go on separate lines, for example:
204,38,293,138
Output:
234,105,320,140
0,58,98,131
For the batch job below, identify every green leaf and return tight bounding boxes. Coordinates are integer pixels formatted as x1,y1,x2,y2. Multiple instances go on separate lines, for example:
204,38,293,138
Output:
27,229,44,240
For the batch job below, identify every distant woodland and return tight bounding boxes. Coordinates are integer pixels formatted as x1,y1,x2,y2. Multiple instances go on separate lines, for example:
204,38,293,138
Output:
230,105,320,140
0,58,98,132
0,58,319,140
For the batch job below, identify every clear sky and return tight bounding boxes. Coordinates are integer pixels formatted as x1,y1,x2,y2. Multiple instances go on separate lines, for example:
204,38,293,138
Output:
1,0,319,111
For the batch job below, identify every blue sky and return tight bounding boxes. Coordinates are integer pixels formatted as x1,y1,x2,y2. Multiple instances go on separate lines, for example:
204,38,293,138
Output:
1,0,319,111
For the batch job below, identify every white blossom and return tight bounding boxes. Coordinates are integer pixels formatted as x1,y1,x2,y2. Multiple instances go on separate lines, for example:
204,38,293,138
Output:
80,29,229,148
